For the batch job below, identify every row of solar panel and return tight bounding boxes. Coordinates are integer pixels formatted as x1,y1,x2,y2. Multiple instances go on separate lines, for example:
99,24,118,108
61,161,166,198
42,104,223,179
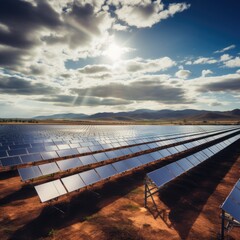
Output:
221,179,240,222
0,127,217,154
34,131,240,202
0,126,235,146
147,135,240,189
0,128,217,167
18,129,234,181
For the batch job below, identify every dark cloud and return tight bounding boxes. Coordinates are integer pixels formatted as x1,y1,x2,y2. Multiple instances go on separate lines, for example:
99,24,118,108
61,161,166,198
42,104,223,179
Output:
199,78,240,92
0,76,57,95
36,94,133,106
0,0,61,49
71,80,192,104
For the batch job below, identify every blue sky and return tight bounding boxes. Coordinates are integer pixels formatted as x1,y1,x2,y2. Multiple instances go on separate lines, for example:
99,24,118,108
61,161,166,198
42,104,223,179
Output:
0,0,239,117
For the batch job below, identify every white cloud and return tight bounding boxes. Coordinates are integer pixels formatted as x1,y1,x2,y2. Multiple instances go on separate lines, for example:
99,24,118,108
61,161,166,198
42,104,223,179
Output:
193,57,217,65
175,69,191,79
214,44,236,54
220,54,232,62
114,1,190,28
201,69,213,77
223,57,240,68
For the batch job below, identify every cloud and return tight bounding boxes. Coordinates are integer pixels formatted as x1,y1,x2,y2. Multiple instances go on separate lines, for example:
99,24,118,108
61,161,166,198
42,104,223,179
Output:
71,78,193,104
201,69,213,77
220,54,232,62
0,76,57,95
223,57,240,68
192,57,217,65
113,1,190,28
214,44,236,54
197,75,240,92
79,64,112,74
175,69,191,79
36,95,133,106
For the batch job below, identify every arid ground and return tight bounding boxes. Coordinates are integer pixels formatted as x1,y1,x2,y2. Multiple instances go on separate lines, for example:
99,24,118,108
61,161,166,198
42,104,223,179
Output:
1,141,240,240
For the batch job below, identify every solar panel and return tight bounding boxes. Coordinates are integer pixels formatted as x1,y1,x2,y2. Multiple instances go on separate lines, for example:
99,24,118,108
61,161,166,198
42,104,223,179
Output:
149,151,163,161
166,162,184,177
186,155,201,166
61,174,85,192
35,179,67,202
8,149,27,156
138,154,154,164
95,165,117,179
177,158,194,171
41,151,58,160
147,167,175,188
57,157,82,171
158,149,171,158
125,157,142,169
39,162,59,175
222,182,240,222
79,155,97,165
79,169,101,185
92,152,108,162
112,160,130,173
57,148,79,157
21,153,42,163
1,156,22,167
18,166,42,181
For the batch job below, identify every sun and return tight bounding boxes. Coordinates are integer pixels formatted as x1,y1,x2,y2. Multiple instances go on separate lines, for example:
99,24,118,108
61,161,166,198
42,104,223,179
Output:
105,43,123,61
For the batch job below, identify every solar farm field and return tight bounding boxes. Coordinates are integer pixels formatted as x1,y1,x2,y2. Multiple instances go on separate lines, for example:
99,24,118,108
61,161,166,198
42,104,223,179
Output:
0,124,240,240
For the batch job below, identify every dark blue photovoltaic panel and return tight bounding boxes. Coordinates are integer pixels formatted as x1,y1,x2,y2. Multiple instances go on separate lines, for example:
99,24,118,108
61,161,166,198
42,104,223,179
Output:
10,144,30,149
167,147,179,155
150,151,163,160
21,153,42,163
62,174,85,192
0,150,7,158
105,150,118,159
120,148,132,155
222,182,240,222
112,160,130,173
138,145,150,151
125,157,142,169
79,169,101,185
18,166,42,181
166,162,184,177
8,148,27,156
1,156,22,166
129,146,141,153
177,158,194,171
147,167,175,188
57,157,82,171
41,151,58,160
158,149,170,158
79,155,97,165
138,154,154,164
175,145,187,152
28,147,46,154
147,143,158,149
57,148,79,157
92,152,108,162
95,164,117,179
186,155,201,166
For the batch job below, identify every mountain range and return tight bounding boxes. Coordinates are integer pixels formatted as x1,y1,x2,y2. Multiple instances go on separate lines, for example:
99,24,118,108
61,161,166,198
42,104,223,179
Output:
34,109,240,121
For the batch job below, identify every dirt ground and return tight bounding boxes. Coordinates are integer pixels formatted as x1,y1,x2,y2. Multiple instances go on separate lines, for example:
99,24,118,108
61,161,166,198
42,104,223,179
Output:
0,141,240,240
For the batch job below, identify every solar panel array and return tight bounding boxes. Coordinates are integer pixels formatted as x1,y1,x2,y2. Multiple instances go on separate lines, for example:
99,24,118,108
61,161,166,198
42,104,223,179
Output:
221,179,240,222
31,127,240,202
18,128,234,181
0,125,239,203
147,134,240,189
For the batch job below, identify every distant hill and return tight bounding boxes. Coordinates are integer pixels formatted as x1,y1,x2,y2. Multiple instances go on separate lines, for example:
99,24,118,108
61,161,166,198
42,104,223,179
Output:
34,109,240,121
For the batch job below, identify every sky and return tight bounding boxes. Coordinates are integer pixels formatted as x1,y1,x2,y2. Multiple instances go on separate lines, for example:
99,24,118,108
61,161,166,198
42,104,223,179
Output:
0,0,240,118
